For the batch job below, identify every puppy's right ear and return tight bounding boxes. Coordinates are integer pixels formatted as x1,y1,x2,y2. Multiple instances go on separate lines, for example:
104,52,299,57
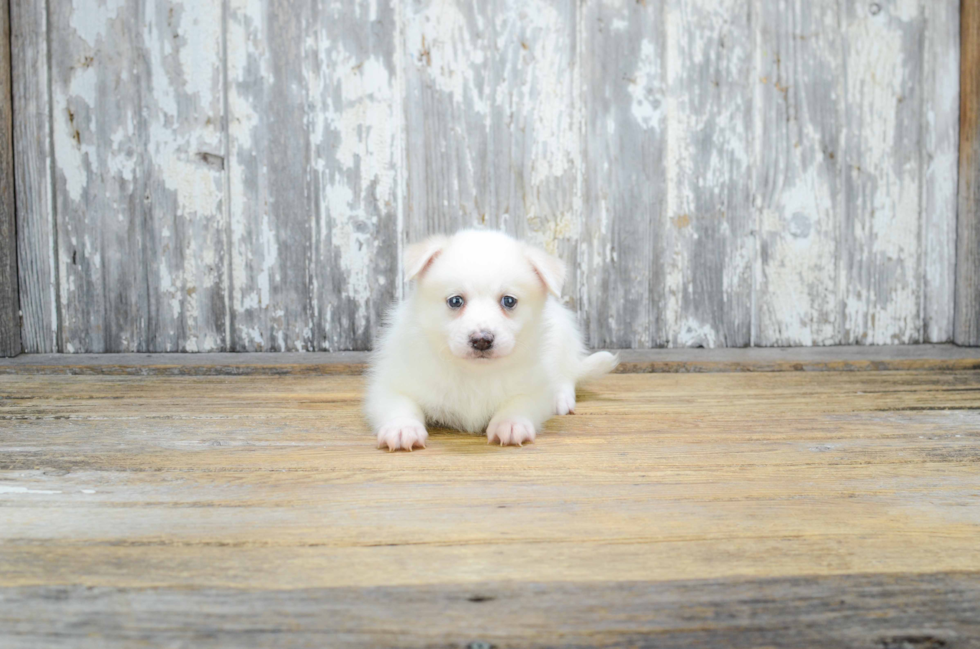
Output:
404,235,450,281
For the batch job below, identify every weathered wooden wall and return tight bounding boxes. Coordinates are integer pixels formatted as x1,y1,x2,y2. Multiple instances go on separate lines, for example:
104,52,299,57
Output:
10,0,966,352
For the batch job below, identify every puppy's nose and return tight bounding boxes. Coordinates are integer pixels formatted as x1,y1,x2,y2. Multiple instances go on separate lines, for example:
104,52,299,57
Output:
469,331,494,351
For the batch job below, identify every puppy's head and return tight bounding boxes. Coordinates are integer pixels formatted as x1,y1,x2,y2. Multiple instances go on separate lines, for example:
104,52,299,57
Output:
405,230,565,362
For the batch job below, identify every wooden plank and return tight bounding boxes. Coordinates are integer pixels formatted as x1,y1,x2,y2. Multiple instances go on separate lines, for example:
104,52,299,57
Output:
139,0,227,352
839,1,926,344
226,1,315,352
0,0,20,357
486,0,580,312
227,0,399,352
0,370,979,646
753,0,842,346
580,0,666,348
308,0,400,351
664,0,754,348
402,0,488,240
921,0,960,343
2,573,978,648
957,0,980,345
1,344,980,375
10,0,56,354
48,1,146,352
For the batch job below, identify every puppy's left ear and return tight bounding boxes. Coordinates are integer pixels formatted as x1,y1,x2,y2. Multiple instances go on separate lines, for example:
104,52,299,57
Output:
404,235,450,281
524,245,566,298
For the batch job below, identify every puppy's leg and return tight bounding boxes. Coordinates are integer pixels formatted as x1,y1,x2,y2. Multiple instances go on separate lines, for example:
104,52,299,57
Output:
486,394,552,447
369,390,428,452
554,382,576,415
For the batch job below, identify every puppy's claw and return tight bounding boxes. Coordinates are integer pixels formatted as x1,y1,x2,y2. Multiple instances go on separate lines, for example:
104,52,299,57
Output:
486,417,536,448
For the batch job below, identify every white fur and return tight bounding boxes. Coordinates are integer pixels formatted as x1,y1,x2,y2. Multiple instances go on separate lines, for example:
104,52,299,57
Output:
365,230,618,451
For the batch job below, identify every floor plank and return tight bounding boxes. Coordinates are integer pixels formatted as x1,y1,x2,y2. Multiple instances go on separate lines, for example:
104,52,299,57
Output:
1,370,978,645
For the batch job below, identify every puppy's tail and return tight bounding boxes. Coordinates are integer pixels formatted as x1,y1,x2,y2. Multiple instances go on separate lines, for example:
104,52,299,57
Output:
578,351,619,381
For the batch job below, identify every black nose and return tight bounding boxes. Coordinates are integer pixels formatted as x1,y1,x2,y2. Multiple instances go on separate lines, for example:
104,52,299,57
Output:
469,331,494,351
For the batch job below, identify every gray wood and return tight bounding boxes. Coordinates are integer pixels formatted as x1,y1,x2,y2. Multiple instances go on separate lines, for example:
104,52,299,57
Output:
754,0,842,347
226,0,315,352
0,0,20,357
46,0,226,353
3,344,979,376
402,0,580,303
840,1,926,344
139,0,228,353
581,0,666,348
48,1,147,352
486,0,580,312
309,0,400,351
922,0,961,343
9,0,54,353
227,0,398,352
957,0,980,345
663,1,754,348
1,573,978,648
402,0,489,241
9,0,967,352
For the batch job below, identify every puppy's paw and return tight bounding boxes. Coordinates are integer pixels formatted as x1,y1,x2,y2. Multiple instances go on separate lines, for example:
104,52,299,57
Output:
486,417,536,447
376,418,428,452
554,384,576,415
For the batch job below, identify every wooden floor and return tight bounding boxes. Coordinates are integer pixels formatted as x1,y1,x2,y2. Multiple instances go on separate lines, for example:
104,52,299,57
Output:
1,361,979,647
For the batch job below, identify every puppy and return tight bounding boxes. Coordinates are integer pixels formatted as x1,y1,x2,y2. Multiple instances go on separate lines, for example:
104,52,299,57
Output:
365,229,618,451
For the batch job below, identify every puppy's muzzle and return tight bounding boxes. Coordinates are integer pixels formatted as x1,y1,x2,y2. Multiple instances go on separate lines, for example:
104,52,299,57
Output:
469,331,495,352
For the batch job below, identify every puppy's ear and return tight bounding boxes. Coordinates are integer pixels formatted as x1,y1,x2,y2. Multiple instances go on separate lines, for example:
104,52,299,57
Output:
404,235,450,281
524,245,566,297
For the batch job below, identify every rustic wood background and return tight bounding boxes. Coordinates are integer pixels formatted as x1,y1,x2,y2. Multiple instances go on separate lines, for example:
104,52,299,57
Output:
10,0,966,353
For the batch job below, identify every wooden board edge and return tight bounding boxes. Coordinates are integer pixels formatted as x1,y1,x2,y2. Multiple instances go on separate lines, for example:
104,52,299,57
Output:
1,345,979,376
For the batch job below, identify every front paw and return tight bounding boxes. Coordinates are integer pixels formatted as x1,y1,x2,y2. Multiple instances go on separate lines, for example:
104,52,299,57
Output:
486,417,536,447
376,418,428,451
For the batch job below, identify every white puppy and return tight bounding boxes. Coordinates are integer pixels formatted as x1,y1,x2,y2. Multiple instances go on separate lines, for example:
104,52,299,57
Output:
365,229,618,451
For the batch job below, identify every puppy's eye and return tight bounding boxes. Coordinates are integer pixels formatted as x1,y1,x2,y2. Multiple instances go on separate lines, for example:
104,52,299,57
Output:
500,295,518,309
447,295,465,309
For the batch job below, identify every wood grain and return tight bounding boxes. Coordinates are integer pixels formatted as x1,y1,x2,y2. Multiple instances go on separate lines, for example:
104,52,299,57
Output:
840,1,926,344
580,0,666,348
754,0,842,346
957,0,980,345
48,0,147,352
0,369,978,645
2,574,979,649
0,0,20,357
402,0,580,303
227,0,399,352
226,0,315,352
664,0,754,348
309,0,400,351
9,0,56,353
139,0,227,353
922,0,961,343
